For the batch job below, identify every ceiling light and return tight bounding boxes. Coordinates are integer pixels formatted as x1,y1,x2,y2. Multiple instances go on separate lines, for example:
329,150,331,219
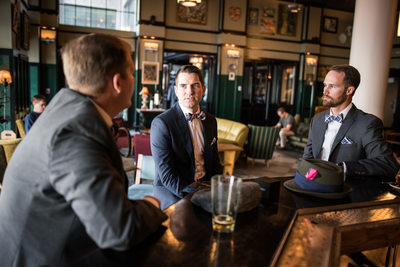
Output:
177,0,201,7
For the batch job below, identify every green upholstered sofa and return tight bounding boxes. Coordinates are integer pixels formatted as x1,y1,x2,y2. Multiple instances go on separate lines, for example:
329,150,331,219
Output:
216,118,249,161
287,118,310,149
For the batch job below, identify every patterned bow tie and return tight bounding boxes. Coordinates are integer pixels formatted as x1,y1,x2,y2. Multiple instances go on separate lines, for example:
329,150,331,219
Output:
325,113,343,124
185,111,206,122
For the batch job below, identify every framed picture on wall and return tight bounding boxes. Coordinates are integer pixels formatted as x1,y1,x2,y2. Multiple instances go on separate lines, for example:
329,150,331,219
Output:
142,61,159,85
12,1,20,33
323,16,338,33
177,0,207,25
21,11,30,50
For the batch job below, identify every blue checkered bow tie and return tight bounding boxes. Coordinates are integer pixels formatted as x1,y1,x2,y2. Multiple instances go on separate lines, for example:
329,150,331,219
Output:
325,113,343,124
185,111,206,122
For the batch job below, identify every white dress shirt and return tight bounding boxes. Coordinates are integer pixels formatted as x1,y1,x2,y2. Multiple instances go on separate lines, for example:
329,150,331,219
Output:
320,103,352,161
179,103,206,181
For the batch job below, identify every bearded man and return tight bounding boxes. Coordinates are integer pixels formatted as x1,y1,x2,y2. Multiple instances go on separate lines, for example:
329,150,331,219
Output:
302,64,399,179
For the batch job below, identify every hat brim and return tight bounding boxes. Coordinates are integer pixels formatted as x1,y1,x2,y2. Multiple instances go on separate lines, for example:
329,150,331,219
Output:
283,179,352,199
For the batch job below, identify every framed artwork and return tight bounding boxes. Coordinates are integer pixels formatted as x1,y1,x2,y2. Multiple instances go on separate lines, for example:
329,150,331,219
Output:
248,8,259,25
12,1,20,33
229,7,241,21
177,0,207,25
21,11,30,50
277,4,297,37
323,16,338,33
142,61,159,85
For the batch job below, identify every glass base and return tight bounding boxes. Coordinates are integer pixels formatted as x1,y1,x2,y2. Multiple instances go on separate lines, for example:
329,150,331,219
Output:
212,215,235,233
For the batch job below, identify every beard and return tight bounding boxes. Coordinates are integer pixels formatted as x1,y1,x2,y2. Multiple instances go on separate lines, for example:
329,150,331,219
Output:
323,90,347,107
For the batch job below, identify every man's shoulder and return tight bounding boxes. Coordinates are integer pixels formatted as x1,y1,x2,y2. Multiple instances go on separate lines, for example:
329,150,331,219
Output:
351,107,382,125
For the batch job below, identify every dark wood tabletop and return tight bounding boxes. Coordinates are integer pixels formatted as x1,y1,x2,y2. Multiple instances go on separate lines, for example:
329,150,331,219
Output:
77,176,400,267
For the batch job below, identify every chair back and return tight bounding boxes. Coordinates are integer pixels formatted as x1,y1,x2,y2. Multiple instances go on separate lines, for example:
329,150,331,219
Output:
133,134,152,164
15,119,26,138
1,130,17,140
135,154,155,184
0,138,22,163
247,125,280,160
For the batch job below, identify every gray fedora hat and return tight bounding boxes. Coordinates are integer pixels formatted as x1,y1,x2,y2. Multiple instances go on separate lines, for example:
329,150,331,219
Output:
283,159,352,199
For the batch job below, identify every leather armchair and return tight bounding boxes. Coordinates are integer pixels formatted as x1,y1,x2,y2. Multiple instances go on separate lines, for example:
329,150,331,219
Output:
216,118,249,161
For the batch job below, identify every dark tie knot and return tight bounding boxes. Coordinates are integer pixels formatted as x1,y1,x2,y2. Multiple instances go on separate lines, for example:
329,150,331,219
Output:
186,111,206,122
325,113,343,124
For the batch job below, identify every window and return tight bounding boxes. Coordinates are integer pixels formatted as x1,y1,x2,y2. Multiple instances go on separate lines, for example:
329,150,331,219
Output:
59,0,136,31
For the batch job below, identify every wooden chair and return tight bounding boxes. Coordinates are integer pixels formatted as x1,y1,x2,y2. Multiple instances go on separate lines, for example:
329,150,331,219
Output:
133,134,152,164
127,154,155,200
0,139,22,163
246,125,280,168
15,119,26,138
112,117,132,157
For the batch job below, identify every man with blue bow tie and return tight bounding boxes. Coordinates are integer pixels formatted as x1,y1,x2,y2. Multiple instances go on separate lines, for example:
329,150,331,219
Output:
303,64,399,179
151,65,223,209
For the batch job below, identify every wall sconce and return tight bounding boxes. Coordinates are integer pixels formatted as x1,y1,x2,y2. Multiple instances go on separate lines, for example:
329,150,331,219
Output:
40,26,57,43
177,0,201,7
0,70,12,124
227,49,240,58
189,56,203,69
305,55,318,66
144,41,159,51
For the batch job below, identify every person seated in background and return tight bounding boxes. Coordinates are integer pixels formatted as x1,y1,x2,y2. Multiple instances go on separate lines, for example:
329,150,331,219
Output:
24,94,47,132
151,65,223,210
275,107,296,149
303,64,399,179
0,33,167,266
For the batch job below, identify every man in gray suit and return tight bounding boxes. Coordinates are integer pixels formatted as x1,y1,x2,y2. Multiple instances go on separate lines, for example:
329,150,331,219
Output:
0,33,167,266
303,64,399,179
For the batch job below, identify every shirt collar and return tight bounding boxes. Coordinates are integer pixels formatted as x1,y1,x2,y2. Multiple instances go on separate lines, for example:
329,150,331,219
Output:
90,99,113,128
330,103,353,120
178,102,200,117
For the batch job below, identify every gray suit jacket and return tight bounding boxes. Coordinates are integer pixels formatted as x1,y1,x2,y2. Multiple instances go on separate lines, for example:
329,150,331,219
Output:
151,103,223,209
303,105,399,178
0,89,167,267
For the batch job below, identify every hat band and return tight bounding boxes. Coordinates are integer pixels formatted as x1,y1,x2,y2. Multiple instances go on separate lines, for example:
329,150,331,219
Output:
294,171,343,193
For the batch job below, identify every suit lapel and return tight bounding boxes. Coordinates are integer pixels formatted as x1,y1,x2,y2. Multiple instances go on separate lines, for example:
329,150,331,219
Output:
329,105,357,159
173,104,194,163
315,111,329,158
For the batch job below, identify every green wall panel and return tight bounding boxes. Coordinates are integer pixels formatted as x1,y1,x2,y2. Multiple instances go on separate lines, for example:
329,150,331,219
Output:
40,64,57,101
29,64,39,111
217,75,242,122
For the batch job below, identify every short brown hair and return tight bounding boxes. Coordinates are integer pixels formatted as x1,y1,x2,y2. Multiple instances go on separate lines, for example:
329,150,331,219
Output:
32,94,47,104
61,33,132,97
175,65,204,86
330,65,361,91
277,107,286,114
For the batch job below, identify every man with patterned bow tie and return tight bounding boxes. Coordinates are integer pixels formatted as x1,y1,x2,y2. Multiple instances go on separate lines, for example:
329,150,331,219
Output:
151,65,223,209
303,64,399,179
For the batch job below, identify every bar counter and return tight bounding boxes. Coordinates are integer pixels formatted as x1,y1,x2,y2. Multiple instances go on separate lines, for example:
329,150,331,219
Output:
78,176,400,267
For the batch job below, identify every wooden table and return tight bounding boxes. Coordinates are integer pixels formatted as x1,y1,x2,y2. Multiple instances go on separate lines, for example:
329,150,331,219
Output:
217,143,244,176
78,176,400,267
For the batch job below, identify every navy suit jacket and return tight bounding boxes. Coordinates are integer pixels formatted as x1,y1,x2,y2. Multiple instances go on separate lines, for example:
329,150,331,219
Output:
303,104,399,179
151,103,223,209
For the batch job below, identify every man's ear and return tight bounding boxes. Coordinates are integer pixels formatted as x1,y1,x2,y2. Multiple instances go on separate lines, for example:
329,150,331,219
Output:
346,86,355,96
202,85,206,96
112,73,122,94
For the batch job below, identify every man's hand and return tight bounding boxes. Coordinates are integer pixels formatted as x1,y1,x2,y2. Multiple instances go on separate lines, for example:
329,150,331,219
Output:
143,196,161,209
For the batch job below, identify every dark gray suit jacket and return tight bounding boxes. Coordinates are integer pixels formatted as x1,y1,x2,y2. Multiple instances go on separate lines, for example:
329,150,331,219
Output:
303,104,399,178
0,89,167,267
151,103,223,209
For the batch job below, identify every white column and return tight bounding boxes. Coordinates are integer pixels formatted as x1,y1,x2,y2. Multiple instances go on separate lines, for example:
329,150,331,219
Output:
349,0,398,120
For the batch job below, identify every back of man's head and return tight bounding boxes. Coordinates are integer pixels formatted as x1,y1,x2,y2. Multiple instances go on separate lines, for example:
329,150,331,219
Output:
61,33,132,97
32,94,47,104
175,65,204,86
330,64,361,91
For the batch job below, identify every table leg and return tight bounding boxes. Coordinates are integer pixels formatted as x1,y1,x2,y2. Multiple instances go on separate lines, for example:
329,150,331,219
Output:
223,151,236,176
